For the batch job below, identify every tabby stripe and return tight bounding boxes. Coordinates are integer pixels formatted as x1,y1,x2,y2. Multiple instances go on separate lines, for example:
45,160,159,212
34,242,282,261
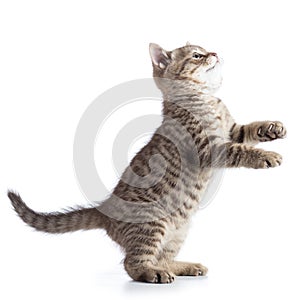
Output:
190,65,200,74
227,144,235,159
232,148,241,167
148,221,166,230
159,151,180,169
136,195,153,203
198,137,210,153
165,178,176,188
230,123,237,133
132,248,156,256
149,228,166,235
229,123,236,140
183,202,193,210
126,236,161,246
118,226,139,238
188,191,198,201
177,58,191,74
133,235,162,243
179,76,202,84
167,169,180,178
235,150,242,167
121,224,164,237
237,125,245,143
195,183,202,190
145,193,160,202
126,258,152,265
151,184,166,195
178,208,187,218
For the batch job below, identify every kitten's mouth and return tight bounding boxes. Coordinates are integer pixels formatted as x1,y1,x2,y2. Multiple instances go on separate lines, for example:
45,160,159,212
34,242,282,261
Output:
206,59,220,72
206,63,217,72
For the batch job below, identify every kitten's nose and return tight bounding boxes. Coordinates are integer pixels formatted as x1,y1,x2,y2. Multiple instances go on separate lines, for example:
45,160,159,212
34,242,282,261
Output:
209,52,219,62
210,52,218,57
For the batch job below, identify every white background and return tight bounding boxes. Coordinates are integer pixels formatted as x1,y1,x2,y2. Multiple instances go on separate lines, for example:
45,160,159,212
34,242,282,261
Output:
0,0,299,299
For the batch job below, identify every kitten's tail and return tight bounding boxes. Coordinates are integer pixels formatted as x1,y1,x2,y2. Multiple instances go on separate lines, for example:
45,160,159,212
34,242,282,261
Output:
7,191,109,234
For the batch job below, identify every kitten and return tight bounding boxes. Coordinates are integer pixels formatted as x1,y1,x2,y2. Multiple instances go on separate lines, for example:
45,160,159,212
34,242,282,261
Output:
8,43,286,284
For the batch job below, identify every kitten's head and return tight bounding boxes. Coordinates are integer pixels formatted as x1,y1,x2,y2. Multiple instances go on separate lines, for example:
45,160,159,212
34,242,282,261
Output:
149,43,222,95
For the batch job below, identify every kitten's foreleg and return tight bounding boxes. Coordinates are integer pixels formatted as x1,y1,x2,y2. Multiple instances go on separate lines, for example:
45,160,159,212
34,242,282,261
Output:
205,143,282,169
230,121,286,145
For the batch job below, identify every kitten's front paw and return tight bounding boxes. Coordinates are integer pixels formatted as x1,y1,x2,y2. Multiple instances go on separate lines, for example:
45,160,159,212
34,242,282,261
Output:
257,121,287,142
256,151,282,169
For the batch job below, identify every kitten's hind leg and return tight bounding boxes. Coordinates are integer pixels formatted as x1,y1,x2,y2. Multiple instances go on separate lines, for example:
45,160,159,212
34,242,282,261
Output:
165,261,208,276
124,257,175,284
122,223,175,283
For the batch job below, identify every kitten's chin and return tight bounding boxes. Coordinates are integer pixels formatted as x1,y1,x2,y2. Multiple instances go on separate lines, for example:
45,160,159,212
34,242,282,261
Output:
206,63,218,73
199,62,222,94
206,60,221,72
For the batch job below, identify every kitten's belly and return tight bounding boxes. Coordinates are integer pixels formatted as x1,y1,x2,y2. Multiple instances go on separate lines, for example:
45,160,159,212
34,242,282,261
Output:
187,169,213,212
169,168,213,223
159,170,213,258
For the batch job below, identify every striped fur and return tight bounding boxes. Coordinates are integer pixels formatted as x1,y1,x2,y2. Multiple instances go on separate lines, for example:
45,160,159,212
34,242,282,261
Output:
8,43,286,284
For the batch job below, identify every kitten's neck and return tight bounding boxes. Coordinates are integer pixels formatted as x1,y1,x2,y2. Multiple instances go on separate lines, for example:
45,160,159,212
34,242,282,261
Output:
155,77,219,99
161,81,214,118
162,94,214,119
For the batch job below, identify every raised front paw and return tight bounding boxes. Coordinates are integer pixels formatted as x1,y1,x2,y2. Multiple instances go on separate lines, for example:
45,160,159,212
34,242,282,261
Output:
255,151,282,169
257,121,287,142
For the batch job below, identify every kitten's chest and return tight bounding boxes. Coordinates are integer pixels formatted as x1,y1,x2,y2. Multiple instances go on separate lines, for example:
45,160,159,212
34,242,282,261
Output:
196,100,224,134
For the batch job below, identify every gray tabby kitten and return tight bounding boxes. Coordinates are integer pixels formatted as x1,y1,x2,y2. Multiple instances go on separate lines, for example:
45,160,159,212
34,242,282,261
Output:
8,43,286,284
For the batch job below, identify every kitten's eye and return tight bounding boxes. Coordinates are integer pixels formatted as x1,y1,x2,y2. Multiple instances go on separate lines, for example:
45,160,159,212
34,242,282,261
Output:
193,53,203,59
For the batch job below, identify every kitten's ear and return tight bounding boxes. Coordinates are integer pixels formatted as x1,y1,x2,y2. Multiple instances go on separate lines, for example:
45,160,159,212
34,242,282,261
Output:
149,43,171,69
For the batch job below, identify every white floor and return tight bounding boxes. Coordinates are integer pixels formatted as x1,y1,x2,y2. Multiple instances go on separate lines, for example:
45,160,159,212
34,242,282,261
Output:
2,260,298,300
